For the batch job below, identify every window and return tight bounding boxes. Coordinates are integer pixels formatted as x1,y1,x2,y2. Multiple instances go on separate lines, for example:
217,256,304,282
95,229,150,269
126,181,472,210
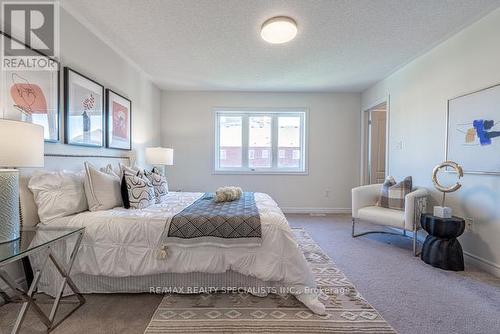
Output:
215,110,306,173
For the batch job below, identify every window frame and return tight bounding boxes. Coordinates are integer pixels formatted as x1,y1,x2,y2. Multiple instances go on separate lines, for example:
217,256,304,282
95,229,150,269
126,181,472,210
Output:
213,108,308,175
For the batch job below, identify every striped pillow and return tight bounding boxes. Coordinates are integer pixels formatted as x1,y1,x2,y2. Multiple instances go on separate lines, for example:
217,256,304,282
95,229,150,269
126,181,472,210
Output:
378,176,412,210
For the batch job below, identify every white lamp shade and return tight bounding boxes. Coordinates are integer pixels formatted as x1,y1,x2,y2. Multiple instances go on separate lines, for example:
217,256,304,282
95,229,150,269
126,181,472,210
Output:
0,119,44,168
145,147,174,165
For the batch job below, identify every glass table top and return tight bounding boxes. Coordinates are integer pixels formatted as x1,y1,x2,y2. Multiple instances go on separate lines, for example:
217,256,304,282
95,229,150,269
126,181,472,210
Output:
0,227,85,265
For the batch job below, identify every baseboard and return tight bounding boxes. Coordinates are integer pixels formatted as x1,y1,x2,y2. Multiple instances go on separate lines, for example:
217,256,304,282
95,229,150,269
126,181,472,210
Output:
282,207,351,214
388,228,500,278
463,251,500,278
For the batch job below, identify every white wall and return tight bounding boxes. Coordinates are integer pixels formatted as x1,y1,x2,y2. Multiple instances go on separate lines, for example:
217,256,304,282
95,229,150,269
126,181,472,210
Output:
46,8,162,165
362,8,500,276
1,8,161,300
161,91,361,211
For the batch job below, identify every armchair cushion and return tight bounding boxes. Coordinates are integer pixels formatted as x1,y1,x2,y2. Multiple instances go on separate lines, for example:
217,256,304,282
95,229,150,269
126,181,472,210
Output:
358,206,405,229
352,184,382,219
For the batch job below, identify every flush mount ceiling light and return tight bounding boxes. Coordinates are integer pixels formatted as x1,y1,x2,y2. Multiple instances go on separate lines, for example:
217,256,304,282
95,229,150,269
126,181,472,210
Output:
260,16,297,44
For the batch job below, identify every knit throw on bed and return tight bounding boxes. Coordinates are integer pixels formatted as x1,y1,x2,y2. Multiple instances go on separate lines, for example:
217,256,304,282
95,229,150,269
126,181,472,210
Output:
159,192,262,249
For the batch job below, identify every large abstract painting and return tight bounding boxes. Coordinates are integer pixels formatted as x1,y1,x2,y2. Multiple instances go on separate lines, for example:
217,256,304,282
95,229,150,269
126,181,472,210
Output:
447,83,500,174
64,67,104,147
0,33,59,141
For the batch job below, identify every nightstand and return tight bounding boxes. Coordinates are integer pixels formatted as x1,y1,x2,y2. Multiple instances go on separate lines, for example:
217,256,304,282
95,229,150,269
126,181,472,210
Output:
420,214,465,271
0,226,85,333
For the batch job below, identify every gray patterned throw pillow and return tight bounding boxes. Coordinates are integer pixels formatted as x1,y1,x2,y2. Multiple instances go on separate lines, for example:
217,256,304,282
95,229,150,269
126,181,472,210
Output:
124,172,155,209
145,169,169,204
377,176,412,210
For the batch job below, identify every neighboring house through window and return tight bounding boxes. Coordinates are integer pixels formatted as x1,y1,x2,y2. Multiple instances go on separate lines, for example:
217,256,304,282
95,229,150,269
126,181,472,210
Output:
215,109,307,173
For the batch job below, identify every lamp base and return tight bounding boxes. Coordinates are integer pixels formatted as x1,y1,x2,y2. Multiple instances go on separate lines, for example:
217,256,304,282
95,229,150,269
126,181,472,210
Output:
0,169,20,243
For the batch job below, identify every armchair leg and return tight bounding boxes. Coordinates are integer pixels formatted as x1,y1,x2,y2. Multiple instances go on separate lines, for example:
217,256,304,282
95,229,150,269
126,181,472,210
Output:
352,218,422,257
413,229,419,257
351,218,355,237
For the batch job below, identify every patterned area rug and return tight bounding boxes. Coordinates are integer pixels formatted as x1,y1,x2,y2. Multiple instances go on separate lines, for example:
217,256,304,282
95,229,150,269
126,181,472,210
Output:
144,228,395,333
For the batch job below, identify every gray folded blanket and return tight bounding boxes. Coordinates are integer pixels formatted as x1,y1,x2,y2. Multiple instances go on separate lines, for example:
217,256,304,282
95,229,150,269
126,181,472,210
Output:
159,192,262,249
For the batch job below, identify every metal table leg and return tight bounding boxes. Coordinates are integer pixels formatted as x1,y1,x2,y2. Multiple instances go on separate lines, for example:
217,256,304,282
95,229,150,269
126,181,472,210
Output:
46,231,85,331
0,231,85,333
0,249,52,334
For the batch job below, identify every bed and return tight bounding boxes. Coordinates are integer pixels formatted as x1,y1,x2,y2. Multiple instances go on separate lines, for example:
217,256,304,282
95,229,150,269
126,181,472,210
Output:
19,155,325,315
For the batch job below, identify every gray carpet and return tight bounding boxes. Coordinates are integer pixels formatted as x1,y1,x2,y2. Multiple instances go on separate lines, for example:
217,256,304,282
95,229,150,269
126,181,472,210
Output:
288,214,500,334
1,214,499,334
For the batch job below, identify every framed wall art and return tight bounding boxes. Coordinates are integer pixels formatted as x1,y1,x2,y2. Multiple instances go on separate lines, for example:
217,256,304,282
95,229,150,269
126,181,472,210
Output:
0,31,60,142
106,89,132,150
64,67,104,147
446,83,500,174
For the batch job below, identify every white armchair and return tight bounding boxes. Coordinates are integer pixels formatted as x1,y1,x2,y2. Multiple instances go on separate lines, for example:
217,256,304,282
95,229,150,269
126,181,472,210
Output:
351,184,428,256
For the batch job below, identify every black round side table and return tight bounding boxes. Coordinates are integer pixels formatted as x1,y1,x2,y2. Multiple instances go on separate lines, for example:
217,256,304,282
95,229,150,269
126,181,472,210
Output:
420,213,465,271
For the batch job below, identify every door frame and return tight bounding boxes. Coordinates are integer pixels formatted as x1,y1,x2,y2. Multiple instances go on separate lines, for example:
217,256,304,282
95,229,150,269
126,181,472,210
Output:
360,96,390,185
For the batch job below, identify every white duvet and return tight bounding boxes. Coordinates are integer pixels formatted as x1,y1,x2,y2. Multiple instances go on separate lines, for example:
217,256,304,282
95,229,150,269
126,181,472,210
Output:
40,192,325,314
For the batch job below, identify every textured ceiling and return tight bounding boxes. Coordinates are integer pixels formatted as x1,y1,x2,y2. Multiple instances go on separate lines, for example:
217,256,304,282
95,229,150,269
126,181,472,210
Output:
61,0,500,92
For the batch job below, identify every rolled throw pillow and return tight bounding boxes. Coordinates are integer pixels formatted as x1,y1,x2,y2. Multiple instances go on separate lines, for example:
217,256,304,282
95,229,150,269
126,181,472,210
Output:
215,186,243,202
28,170,88,223
144,168,169,203
124,172,155,209
83,162,123,211
377,176,412,210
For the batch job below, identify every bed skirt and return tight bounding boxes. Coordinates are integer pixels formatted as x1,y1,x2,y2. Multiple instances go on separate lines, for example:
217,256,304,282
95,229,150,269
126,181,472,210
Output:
38,265,283,298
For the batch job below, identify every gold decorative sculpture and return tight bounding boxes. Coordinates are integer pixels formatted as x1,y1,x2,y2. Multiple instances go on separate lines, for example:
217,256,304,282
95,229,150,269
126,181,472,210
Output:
432,161,463,217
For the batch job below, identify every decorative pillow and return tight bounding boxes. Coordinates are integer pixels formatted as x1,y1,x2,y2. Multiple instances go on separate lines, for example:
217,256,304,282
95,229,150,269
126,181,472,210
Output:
83,162,123,211
119,163,143,179
124,172,155,209
28,170,88,223
144,168,168,203
100,163,120,178
378,176,412,210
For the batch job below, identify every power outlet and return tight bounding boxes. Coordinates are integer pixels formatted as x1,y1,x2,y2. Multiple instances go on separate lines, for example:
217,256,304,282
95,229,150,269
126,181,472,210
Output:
465,217,474,232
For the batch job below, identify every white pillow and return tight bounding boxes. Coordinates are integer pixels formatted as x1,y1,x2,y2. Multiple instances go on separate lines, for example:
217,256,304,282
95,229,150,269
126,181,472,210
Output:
28,170,88,223
83,162,123,211
119,162,143,178
100,163,120,178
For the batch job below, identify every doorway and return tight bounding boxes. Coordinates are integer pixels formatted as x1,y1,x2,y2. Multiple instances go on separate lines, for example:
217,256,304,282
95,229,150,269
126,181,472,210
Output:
363,102,387,184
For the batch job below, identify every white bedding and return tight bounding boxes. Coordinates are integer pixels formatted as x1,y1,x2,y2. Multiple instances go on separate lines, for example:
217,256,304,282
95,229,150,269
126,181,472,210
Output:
36,192,325,314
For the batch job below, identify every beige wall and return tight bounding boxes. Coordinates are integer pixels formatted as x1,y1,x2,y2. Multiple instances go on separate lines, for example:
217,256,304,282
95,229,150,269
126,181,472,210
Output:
161,91,361,212
362,8,500,276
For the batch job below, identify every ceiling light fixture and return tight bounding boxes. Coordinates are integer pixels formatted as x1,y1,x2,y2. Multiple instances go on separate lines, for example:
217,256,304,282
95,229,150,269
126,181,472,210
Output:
260,16,297,44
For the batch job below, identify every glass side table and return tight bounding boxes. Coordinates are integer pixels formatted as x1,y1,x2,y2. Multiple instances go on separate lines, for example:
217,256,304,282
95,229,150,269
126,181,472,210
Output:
0,226,85,333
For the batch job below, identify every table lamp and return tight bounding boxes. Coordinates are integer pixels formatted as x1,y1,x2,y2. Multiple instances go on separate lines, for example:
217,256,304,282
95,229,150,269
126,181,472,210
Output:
0,119,44,243
145,147,174,176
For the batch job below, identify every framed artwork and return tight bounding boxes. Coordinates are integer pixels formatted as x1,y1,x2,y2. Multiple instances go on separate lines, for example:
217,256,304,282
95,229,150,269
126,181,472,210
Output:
106,89,132,150
64,67,104,147
446,83,500,174
0,32,60,142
